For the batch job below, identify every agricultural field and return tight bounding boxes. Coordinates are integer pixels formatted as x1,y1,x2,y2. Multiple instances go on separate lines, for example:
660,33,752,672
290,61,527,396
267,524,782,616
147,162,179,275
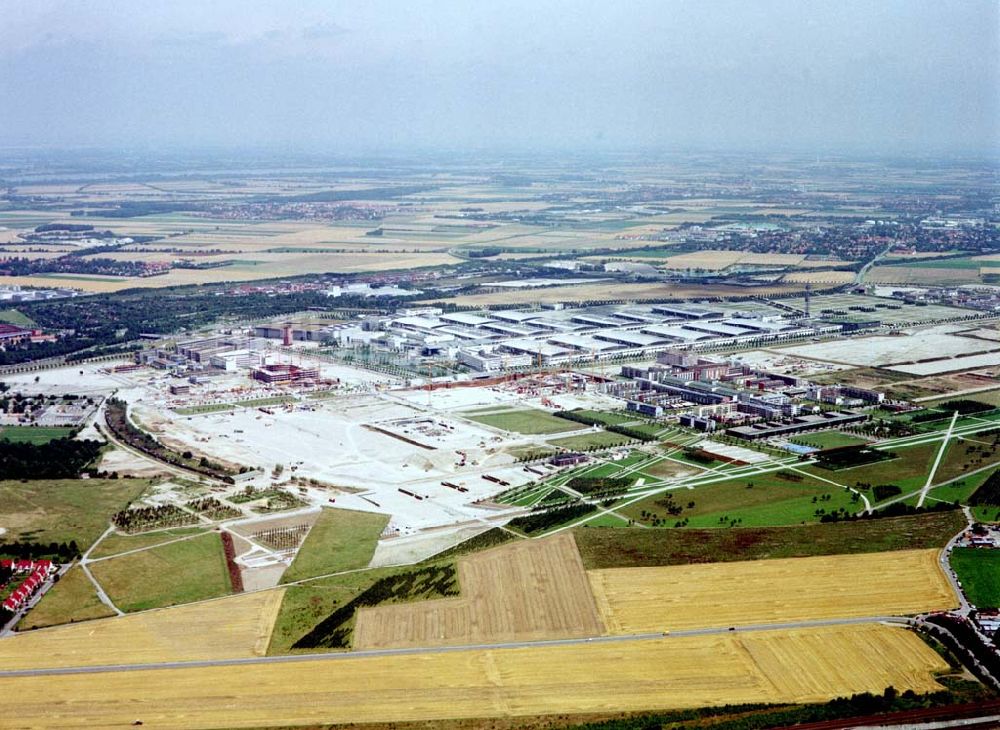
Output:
17,566,115,630
281,507,389,583
465,408,579,435
0,624,948,729
0,478,148,551
573,511,966,568
0,250,463,292
267,562,457,654
866,265,984,285
353,533,603,649
88,532,233,612
0,589,284,670
950,548,1000,608
587,549,955,634
0,425,75,444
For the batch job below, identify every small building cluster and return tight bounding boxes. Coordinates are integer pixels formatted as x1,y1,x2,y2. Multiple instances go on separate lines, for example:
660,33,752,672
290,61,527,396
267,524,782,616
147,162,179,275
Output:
0,559,56,614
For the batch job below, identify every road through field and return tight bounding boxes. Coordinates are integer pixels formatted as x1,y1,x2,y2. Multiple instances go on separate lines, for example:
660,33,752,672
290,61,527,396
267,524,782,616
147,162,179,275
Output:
0,615,919,679
0,622,948,730
917,410,959,507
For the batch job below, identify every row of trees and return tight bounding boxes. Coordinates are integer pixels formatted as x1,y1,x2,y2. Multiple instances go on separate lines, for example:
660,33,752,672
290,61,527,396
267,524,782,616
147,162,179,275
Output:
969,470,1000,507
0,540,80,561
553,410,658,442
3,289,400,366
0,437,102,479
186,498,241,520
509,503,596,534
295,564,458,649
104,398,234,481
112,505,198,533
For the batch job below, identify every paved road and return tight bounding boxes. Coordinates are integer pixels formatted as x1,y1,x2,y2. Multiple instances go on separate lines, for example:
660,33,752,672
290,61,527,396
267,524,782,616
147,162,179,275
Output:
0,615,909,679
917,410,959,508
854,243,895,285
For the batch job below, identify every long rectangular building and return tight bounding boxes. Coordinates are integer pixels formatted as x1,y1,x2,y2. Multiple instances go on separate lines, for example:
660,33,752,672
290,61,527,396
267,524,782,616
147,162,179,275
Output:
726,411,867,440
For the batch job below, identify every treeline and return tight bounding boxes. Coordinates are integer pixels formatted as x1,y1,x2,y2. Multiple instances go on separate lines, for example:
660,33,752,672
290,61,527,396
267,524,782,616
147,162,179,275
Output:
509,503,596,534
0,540,80,561
294,564,458,649
566,476,631,498
871,484,902,501
562,685,993,730
935,400,997,415
465,247,503,258
104,398,235,481
0,255,156,278
220,532,243,593
112,504,198,533
814,446,895,470
554,410,656,442
2,289,397,366
187,497,241,520
969,471,1000,507
821,500,959,524
923,615,1000,689
0,437,103,479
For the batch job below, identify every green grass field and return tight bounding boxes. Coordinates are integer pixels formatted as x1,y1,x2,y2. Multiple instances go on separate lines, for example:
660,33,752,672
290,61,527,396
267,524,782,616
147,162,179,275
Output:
88,526,210,560
0,426,75,444
547,430,633,450
281,508,389,583
620,471,859,528
971,505,1000,523
0,479,148,551
950,548,1000,608
569,409,641,426
466,408,579,435
803,442,938,491
18,566,115,630
931,437,1000,486
0,308,35,326
790,431,869,450
89,532,232,612
573,510,966,569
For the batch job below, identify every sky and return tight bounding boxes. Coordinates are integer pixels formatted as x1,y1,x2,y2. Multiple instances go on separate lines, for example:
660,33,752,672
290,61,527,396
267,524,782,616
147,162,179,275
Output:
1,0,997,155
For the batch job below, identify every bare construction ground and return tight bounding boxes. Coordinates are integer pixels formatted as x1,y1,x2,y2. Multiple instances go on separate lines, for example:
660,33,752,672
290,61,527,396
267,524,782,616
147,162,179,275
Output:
0,624,947,729
587,549,956,634
0,590,284,670
353,532,603,649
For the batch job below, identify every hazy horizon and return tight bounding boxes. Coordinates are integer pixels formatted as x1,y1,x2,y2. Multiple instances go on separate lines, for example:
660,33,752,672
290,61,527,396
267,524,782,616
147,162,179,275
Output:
2,0,997,156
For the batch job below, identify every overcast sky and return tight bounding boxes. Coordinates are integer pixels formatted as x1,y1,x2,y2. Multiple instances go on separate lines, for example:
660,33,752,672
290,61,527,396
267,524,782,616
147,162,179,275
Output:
1,0,997,155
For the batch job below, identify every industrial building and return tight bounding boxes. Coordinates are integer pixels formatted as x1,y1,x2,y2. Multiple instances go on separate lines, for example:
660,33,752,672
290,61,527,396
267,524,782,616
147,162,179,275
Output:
250,363,320,384
726,411,867,440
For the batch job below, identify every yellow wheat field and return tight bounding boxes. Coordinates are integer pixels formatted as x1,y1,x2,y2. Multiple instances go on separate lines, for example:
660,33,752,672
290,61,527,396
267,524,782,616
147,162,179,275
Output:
0,251,459,292
0,589,284,670
354,532,603,649
587,549,956,634
0,624,947,729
